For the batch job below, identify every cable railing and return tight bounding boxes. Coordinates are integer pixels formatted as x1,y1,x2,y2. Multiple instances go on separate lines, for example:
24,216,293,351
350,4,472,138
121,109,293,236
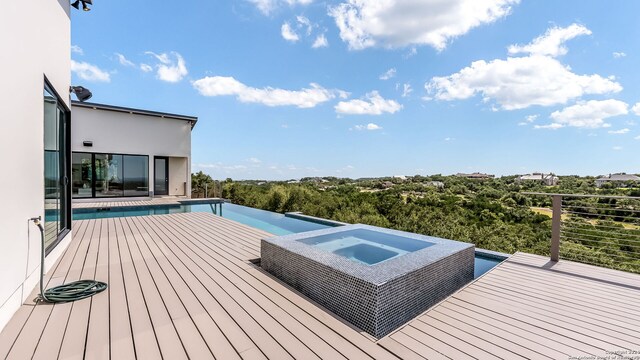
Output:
524,192,640,274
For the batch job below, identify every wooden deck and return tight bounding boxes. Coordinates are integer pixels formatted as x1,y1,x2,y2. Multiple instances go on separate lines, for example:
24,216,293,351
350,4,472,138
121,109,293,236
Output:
380,252,640,359
0,213,396,360
1,212,639,359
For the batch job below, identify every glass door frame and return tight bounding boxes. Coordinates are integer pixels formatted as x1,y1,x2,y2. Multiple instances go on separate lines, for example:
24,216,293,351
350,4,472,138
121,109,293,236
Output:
44,76,71,255
154,156,169,196
72,151,150,198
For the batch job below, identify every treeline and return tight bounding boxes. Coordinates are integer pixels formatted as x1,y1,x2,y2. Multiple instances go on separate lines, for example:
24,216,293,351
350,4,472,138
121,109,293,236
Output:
222,178,553,256
191,172,640,273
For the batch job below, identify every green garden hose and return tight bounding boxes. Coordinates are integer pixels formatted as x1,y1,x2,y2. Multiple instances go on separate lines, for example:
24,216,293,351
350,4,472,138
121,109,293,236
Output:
31,217,107,303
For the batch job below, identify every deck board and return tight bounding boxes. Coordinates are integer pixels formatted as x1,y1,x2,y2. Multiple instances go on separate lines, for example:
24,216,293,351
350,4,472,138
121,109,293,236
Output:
2,211,640,359
385,251,640,359
148,214,363,360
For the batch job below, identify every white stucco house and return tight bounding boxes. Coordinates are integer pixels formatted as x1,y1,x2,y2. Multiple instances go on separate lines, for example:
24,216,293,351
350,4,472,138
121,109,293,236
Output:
516,173,559,186
0,0,73,330
0,0,197,331
595,173,640,188
71,101,196,200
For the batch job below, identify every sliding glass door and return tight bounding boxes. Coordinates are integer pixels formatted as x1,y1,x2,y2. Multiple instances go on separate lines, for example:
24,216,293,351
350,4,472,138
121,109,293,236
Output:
44,81,71,253
71,152,149,198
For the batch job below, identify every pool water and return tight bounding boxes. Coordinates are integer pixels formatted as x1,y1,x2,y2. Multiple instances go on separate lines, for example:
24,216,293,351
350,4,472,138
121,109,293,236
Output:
474,255,503,278
72,203,329,236
298,229,435,265
70,202,504,277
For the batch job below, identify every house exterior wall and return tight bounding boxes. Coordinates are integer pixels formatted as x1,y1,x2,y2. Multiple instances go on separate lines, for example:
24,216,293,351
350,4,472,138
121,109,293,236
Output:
169,157,189,196
71,106,192,197
0,0,71,330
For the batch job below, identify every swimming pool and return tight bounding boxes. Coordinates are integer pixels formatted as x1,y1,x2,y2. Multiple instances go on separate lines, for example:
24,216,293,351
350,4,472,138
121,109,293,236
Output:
70,202,505,278
72,203,329,236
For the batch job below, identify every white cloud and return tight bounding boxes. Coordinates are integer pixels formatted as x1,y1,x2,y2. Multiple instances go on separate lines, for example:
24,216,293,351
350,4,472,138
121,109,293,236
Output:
635,135,640,140
353,123,383,131
282,16,325,48
329,0,518,50
612,146,623,151
613,52,627,58
146,51,188,83
247,157,262,163
296,15,314,35
401,83,412,97
312,34,329,48
195,162,250,174
336,164,355,174
427,55,621,110
379,68,396,80
540,99,629,129
71,45,83,55
518,114,538,126
403,47,417,59
425,24,620,111
632,102,640,116
193,76,341,108
608,128,630,134
70,60,110,82
248,0,313,15
508,24,591,57
444,137,454,141
140,63,153,72
533,123,564,130
114,53,135,67
281,22,300,42
335,91,402,115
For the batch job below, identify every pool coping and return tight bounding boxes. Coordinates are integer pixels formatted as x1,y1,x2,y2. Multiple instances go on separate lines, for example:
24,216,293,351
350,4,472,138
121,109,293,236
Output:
262,223,474,285
474,248,510,260
284,212,348,227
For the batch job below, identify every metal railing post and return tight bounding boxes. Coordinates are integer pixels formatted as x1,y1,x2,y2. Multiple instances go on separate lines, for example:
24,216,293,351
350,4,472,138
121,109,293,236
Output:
550,195,562,261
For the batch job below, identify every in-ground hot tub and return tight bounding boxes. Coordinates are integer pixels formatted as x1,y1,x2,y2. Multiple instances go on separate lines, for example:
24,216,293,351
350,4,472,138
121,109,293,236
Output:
261,224,475,338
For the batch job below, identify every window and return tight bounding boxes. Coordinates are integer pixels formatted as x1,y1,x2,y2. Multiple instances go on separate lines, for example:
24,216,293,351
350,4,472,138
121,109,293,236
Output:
72,152,149,198
72,152,92,198
44,80,71,253
95,153,123,197
124,155,149,196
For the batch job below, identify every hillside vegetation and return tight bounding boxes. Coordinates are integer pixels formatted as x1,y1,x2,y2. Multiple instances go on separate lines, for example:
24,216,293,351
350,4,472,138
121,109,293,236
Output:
192,172,640,273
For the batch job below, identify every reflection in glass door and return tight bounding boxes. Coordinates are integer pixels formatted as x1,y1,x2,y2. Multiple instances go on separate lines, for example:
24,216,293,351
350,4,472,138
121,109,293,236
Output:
95,154,123,197
44,82,70,253
72,153,92,198
154,157,168,196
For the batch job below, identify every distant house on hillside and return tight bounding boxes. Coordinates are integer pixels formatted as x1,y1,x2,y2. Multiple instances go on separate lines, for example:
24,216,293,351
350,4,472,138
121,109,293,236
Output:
517,173,559,186
423,181,445,189
456,172,495,179
595,173,640,188
381,181,394,189
393,175,407,181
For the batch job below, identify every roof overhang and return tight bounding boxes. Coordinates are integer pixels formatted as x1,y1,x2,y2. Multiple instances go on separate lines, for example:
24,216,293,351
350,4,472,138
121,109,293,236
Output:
71,101,198,129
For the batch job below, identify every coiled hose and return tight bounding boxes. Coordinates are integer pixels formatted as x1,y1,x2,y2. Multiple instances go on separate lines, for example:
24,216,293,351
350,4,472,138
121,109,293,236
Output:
32,217,107,303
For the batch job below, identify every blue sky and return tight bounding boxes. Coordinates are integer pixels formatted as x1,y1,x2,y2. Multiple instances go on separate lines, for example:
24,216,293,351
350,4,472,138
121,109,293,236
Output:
70,0,640,180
